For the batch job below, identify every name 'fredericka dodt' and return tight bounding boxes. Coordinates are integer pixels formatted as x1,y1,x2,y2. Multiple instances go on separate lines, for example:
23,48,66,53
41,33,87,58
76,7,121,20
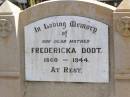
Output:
31,47,102,54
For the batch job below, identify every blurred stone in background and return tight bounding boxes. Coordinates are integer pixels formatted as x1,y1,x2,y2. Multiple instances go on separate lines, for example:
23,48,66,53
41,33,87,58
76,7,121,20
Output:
0,0,123,9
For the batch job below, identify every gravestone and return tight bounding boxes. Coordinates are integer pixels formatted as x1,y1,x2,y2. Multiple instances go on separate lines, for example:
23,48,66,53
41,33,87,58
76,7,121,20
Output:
114,0,130,97
0,1,21,97
25,16,109,82
2,0,130,97
18,0,115,97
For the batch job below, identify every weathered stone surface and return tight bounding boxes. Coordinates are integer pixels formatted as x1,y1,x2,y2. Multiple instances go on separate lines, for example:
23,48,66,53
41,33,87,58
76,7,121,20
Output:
19,0,115,97
25,16,109,83
116,0,130,12
0,1,22,97
3,0,130,97
114,0,130,97
0,0,20,15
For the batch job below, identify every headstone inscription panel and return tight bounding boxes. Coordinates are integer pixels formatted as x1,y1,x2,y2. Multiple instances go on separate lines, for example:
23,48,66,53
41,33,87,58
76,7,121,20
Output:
25,16,109,83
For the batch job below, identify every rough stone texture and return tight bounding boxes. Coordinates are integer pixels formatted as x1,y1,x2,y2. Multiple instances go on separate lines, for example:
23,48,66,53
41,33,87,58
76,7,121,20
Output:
115,80,130,97
3,0,130,97
114,0,130,97
116,0,130,12
0,0,20,15
18,0,115,97
0,1,22,97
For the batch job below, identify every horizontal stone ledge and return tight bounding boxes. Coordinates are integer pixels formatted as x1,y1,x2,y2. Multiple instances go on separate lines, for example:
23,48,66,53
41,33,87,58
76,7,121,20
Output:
115,73,130,80
0,71,20,78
